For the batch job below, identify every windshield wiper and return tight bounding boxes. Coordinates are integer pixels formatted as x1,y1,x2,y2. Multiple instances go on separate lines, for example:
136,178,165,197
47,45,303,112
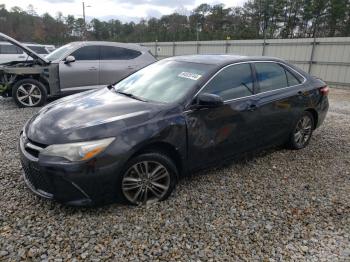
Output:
115,90,148,102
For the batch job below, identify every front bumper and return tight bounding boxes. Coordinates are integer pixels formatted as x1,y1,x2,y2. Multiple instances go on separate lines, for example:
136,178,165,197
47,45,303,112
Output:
19,134,120,206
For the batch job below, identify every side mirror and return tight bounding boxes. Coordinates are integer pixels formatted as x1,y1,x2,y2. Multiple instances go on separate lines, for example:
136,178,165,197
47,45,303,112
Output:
196,93,224,108
64,55,76,64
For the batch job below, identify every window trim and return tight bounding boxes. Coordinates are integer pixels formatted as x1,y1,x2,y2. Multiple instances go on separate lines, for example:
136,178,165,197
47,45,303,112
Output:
282,63,303,86
189,60,306,106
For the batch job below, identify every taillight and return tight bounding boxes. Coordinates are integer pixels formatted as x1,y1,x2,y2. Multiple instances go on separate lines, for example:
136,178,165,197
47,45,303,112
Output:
320,86,329,96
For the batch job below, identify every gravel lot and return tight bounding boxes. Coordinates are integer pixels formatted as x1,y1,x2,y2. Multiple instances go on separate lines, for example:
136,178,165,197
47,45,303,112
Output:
0,89,349,261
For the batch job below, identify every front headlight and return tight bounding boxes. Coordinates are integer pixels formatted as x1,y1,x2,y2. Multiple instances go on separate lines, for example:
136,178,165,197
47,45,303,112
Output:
41,137,115,162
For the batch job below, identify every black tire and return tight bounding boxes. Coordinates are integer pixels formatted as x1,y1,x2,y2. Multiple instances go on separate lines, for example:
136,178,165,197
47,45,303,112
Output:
116,152,178,205
12,79,47,108
288,111,314,150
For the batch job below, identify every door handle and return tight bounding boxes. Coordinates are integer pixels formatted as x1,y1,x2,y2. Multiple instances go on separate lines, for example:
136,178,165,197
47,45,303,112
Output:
18,55,26,58
88,67,97,71
297,90,307,96
248,104,257,111
127,66,135,69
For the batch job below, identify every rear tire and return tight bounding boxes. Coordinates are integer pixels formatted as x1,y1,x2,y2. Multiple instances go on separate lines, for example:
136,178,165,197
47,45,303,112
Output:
116,152,178,205
12,79,47,108
288,111,314,150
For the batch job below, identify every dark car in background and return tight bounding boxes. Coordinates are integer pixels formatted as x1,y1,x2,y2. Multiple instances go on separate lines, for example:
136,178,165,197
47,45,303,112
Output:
0,33,156,107
19,55,329,206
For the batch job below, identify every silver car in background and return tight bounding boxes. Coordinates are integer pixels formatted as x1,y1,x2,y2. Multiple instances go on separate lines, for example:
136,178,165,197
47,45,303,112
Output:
0,33,156,108
0,41,53,64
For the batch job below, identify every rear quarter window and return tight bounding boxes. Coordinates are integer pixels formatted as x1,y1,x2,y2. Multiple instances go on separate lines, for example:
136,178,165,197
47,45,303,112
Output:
100,46,141,60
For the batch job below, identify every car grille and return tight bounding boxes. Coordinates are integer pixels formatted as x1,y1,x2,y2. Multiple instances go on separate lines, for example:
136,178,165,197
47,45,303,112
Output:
21,160,54,194
24,139,47,158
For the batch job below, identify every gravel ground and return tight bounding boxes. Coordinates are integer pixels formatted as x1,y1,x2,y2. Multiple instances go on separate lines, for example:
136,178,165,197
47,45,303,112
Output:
0,89,349,261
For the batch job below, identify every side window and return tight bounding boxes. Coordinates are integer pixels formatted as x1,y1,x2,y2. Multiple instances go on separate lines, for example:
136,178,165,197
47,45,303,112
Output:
100,46,141,60
201,63,254,101
71,46,99,60
0,44,22,54
285,69,301,86
27,45,49,54
255,62,288,92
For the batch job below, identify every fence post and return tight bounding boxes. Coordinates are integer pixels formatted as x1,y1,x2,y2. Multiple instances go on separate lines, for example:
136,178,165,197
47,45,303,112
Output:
309,38,317,74
225,40,229,53
155,41,158,58
262,39,266,56
172,42,175,56
196,41,200,54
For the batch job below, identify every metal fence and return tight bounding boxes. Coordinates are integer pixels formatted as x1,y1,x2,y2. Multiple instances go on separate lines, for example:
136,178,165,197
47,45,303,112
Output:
141,37,350,88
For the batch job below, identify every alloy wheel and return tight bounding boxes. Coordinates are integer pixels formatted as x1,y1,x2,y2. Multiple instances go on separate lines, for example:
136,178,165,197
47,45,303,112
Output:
16,84,42,107
122,161,171,205
294,115,312,147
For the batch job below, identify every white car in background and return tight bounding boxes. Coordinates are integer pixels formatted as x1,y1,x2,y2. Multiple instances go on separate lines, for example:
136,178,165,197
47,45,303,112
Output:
0,42,54,64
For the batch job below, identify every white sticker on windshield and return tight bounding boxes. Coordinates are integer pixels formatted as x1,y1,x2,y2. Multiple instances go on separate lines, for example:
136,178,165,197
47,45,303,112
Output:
178,72,202,81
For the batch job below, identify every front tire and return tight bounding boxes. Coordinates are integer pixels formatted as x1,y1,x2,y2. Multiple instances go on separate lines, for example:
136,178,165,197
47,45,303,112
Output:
289,111,314,149
117,153,178,205
12,79,47,108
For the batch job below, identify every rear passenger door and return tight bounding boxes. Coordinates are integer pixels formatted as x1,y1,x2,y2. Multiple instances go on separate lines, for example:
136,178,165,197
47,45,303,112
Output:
99,46,142,86
253,62,305,146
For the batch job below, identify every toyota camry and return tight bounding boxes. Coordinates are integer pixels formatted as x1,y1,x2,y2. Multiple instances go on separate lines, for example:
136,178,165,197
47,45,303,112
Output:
19,55,329,206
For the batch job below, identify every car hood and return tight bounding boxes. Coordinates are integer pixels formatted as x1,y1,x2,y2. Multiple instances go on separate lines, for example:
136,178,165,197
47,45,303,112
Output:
26,88,166,145
0,32,49,65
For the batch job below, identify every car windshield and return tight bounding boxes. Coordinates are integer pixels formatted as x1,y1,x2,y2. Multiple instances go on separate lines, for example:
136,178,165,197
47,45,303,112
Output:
45,43,75,61
113,60,215,103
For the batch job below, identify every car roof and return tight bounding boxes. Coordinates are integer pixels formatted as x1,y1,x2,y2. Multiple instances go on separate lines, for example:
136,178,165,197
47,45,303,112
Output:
167,54,284,66
67,41,149,52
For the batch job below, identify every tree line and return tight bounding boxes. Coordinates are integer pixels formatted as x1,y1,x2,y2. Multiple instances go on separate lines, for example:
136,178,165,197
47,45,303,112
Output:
0,0,349,46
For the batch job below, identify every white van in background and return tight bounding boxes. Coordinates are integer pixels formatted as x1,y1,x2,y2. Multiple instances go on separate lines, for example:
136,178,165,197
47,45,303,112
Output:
0,42,55,64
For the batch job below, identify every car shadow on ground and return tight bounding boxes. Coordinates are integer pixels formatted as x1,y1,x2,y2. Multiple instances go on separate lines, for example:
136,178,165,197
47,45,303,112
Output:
30,145,284,215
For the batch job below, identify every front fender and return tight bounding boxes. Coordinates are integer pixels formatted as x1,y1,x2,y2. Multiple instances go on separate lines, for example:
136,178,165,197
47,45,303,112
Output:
102,113,188,174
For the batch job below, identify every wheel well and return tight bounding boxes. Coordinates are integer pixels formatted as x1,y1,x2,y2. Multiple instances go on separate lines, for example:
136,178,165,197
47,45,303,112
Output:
305,108,318,129
10,75,50,95
133,142,183,176
38,77,50,95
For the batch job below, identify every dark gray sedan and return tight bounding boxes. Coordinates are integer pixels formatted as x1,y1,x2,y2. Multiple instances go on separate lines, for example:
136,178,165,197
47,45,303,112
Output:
19,55,329,206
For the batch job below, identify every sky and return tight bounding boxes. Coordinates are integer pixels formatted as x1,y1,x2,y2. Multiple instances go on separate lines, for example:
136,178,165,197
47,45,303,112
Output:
1,0,246,22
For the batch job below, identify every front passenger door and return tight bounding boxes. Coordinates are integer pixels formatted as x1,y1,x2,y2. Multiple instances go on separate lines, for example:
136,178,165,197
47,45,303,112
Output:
59,45,100,91
185,63,260,169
